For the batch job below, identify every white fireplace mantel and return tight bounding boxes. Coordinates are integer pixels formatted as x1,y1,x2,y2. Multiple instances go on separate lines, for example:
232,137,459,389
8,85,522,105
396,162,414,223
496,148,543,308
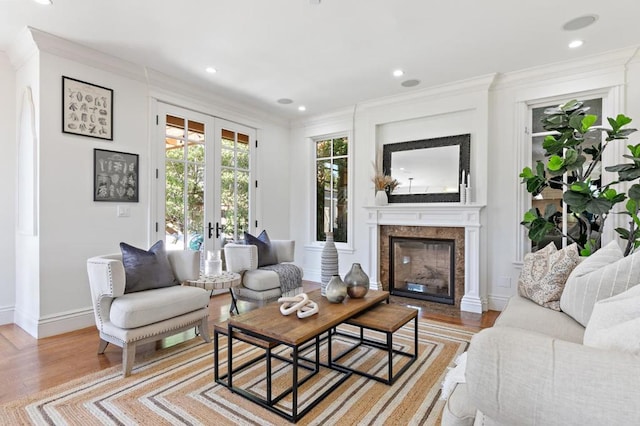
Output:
364,203,485,313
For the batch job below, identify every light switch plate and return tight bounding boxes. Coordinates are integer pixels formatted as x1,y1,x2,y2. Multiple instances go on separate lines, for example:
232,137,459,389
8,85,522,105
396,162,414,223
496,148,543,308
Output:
117,205,131,217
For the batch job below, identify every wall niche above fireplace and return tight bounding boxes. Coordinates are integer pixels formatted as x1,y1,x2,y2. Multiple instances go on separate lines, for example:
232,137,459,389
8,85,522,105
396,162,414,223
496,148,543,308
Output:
390,237,455,305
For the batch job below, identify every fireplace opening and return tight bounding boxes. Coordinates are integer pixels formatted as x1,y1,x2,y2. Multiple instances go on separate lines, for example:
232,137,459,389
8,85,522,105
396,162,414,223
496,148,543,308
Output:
389,236,455,305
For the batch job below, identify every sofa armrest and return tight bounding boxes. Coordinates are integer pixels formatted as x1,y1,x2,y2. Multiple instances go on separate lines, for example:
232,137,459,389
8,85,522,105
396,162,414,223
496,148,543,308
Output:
87,255,126,327
466,326,640,426
224,243,258,273
167,250,200,282
271,240,295,263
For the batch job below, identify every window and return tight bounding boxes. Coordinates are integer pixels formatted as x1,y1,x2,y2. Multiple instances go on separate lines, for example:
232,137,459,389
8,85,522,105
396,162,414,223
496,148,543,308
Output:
315,136,349,243
529,98,602,250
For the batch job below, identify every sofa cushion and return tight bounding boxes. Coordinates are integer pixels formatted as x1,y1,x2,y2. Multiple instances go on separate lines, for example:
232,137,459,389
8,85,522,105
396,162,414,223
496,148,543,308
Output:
494,295,584,343
244,230,278,267
518,243,579,311
584,284,640,354
241,268,282,291
560,241,640,327
110,285,209,329
120,240,179,293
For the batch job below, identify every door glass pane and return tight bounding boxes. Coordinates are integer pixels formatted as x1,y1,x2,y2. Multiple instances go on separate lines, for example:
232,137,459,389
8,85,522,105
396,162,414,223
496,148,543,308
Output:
219,127,251,242
165,160,185,250
164,114,206,253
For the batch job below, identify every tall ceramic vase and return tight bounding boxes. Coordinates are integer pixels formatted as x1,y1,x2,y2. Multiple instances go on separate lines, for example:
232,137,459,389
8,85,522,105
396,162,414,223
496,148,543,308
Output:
321,232,339,296
344,262,370,298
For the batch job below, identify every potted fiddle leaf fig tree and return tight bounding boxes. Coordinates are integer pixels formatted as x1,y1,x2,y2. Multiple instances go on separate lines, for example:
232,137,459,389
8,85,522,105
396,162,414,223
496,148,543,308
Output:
520,99,639,256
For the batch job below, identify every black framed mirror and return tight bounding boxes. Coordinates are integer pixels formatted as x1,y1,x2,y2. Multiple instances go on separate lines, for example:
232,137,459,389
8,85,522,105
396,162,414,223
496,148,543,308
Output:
382,133,470,203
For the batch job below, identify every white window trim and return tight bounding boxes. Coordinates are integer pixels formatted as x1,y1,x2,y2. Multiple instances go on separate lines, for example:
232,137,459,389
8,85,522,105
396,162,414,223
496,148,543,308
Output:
309,131,354,252
514,86,623,264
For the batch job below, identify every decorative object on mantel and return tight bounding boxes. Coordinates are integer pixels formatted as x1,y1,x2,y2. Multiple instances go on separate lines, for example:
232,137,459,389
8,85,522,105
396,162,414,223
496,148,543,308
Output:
321,232,339,295
372,164,399,206
344,262,370,298
278,293,319,318
326,275,347,303
519,99,638,256
460,169,472,204
62,76,113,140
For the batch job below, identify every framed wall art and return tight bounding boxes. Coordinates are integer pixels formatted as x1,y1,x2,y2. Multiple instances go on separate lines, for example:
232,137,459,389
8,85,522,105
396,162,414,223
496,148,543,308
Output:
62,76,113,140
94,149,138,202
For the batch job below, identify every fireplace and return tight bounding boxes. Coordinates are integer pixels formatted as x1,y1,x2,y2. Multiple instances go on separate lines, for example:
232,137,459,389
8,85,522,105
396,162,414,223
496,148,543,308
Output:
365,204,483,312
390,237,455,304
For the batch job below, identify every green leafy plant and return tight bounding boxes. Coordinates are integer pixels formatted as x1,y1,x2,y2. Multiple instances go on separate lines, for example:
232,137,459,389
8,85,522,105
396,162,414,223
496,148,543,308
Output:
520,99,638,256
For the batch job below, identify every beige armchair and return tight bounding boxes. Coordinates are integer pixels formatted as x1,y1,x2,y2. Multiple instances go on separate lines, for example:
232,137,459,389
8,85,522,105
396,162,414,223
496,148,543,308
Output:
86,250,211,377
224,239,303,305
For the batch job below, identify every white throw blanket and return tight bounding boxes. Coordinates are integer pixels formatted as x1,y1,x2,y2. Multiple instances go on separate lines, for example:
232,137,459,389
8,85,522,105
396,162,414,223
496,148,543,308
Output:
440,351,467,400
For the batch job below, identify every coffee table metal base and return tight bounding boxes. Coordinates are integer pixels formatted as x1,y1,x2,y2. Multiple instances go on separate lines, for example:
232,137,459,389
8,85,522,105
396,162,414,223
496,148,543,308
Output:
219,326,352,422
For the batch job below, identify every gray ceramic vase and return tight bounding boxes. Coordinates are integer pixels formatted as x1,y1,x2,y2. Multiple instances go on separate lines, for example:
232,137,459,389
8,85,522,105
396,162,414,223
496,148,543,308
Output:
320,232,339,296
326,275,347,303
344,262,369,298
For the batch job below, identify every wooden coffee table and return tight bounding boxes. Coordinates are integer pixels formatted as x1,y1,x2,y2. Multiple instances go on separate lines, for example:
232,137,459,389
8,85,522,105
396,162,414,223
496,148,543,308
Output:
219,289,390,422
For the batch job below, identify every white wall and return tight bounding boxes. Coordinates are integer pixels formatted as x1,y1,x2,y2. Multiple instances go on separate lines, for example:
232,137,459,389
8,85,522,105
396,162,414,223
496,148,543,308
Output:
0,53,16,325
7,29,291,337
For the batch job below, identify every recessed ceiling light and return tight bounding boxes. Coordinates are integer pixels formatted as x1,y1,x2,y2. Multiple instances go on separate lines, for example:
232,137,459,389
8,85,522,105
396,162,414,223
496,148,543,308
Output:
33,0,53,4
393,69,404,77
401,79,421,88
563,15,598,31
205,67,217,74
568,40,584,49
298,105,307,112
277,98,293,104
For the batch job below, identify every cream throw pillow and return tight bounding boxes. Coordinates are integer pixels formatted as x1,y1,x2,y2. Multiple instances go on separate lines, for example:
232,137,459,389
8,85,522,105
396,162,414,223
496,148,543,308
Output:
518,243,580,311
560,241,640,327
583,284,640,354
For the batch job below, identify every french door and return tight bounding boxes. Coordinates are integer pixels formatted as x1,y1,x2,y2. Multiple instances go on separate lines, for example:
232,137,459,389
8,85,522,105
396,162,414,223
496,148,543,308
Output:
156,103,255,257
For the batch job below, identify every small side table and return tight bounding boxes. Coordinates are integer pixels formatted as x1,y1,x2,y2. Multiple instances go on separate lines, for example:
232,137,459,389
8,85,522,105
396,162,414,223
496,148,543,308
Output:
185,271,242,314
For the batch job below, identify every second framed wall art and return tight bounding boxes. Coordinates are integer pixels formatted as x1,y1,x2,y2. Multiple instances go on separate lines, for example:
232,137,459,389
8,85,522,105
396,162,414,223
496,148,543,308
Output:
62,76,113,140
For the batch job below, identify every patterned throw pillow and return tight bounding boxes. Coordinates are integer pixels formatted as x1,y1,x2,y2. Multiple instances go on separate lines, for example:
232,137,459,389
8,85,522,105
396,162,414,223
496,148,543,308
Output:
560,241,640,327
518,243,580,311
244,230,278,267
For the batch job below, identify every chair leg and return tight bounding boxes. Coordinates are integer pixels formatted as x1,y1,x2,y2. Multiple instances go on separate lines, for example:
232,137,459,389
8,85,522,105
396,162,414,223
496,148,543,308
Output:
98,338,109,354
122,342,136,377
198,318,211,343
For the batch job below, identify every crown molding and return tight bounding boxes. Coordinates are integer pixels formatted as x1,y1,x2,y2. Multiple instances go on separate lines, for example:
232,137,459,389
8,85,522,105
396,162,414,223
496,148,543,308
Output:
9,27,288,129
145,68,289,129
290,106,354,131
493,46,639,91
357,73,497,111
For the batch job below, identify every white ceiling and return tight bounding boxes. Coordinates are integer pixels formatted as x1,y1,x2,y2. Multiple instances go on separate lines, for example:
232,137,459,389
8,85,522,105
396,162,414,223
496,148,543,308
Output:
2,0,640,121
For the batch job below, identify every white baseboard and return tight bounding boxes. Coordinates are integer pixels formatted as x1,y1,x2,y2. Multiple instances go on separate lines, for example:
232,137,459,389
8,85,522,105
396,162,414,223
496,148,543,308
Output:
0,305,14,325
14,306,95,339
460,295,485,313
487,295,510,311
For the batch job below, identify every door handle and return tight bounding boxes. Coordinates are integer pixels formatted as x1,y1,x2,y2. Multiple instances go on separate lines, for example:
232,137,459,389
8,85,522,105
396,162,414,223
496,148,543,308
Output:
207,222,223,239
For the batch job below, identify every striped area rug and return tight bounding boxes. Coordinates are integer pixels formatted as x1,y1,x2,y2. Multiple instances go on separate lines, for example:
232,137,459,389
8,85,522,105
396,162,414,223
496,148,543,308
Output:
1,319,475,425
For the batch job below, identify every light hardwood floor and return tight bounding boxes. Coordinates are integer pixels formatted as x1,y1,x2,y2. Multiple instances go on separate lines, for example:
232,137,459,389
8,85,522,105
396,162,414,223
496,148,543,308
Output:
0,281,499,404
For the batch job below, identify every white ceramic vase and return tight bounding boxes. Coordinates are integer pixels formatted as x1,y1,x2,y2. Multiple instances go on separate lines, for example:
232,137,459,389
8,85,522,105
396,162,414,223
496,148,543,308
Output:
375,190,388,206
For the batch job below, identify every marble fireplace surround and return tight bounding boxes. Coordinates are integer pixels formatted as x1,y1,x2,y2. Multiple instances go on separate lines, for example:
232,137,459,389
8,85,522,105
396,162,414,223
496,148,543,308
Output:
364,204,484,313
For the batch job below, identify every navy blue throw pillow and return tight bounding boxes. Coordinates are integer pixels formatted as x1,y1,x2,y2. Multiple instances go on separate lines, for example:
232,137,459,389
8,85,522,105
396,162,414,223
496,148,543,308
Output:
244,230,278,267
120,240,179,293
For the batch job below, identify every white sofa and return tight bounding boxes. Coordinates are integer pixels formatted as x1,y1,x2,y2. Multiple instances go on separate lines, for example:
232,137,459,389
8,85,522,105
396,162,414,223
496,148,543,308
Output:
87,250,211,377
442,295,640,425
224,239,303,304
